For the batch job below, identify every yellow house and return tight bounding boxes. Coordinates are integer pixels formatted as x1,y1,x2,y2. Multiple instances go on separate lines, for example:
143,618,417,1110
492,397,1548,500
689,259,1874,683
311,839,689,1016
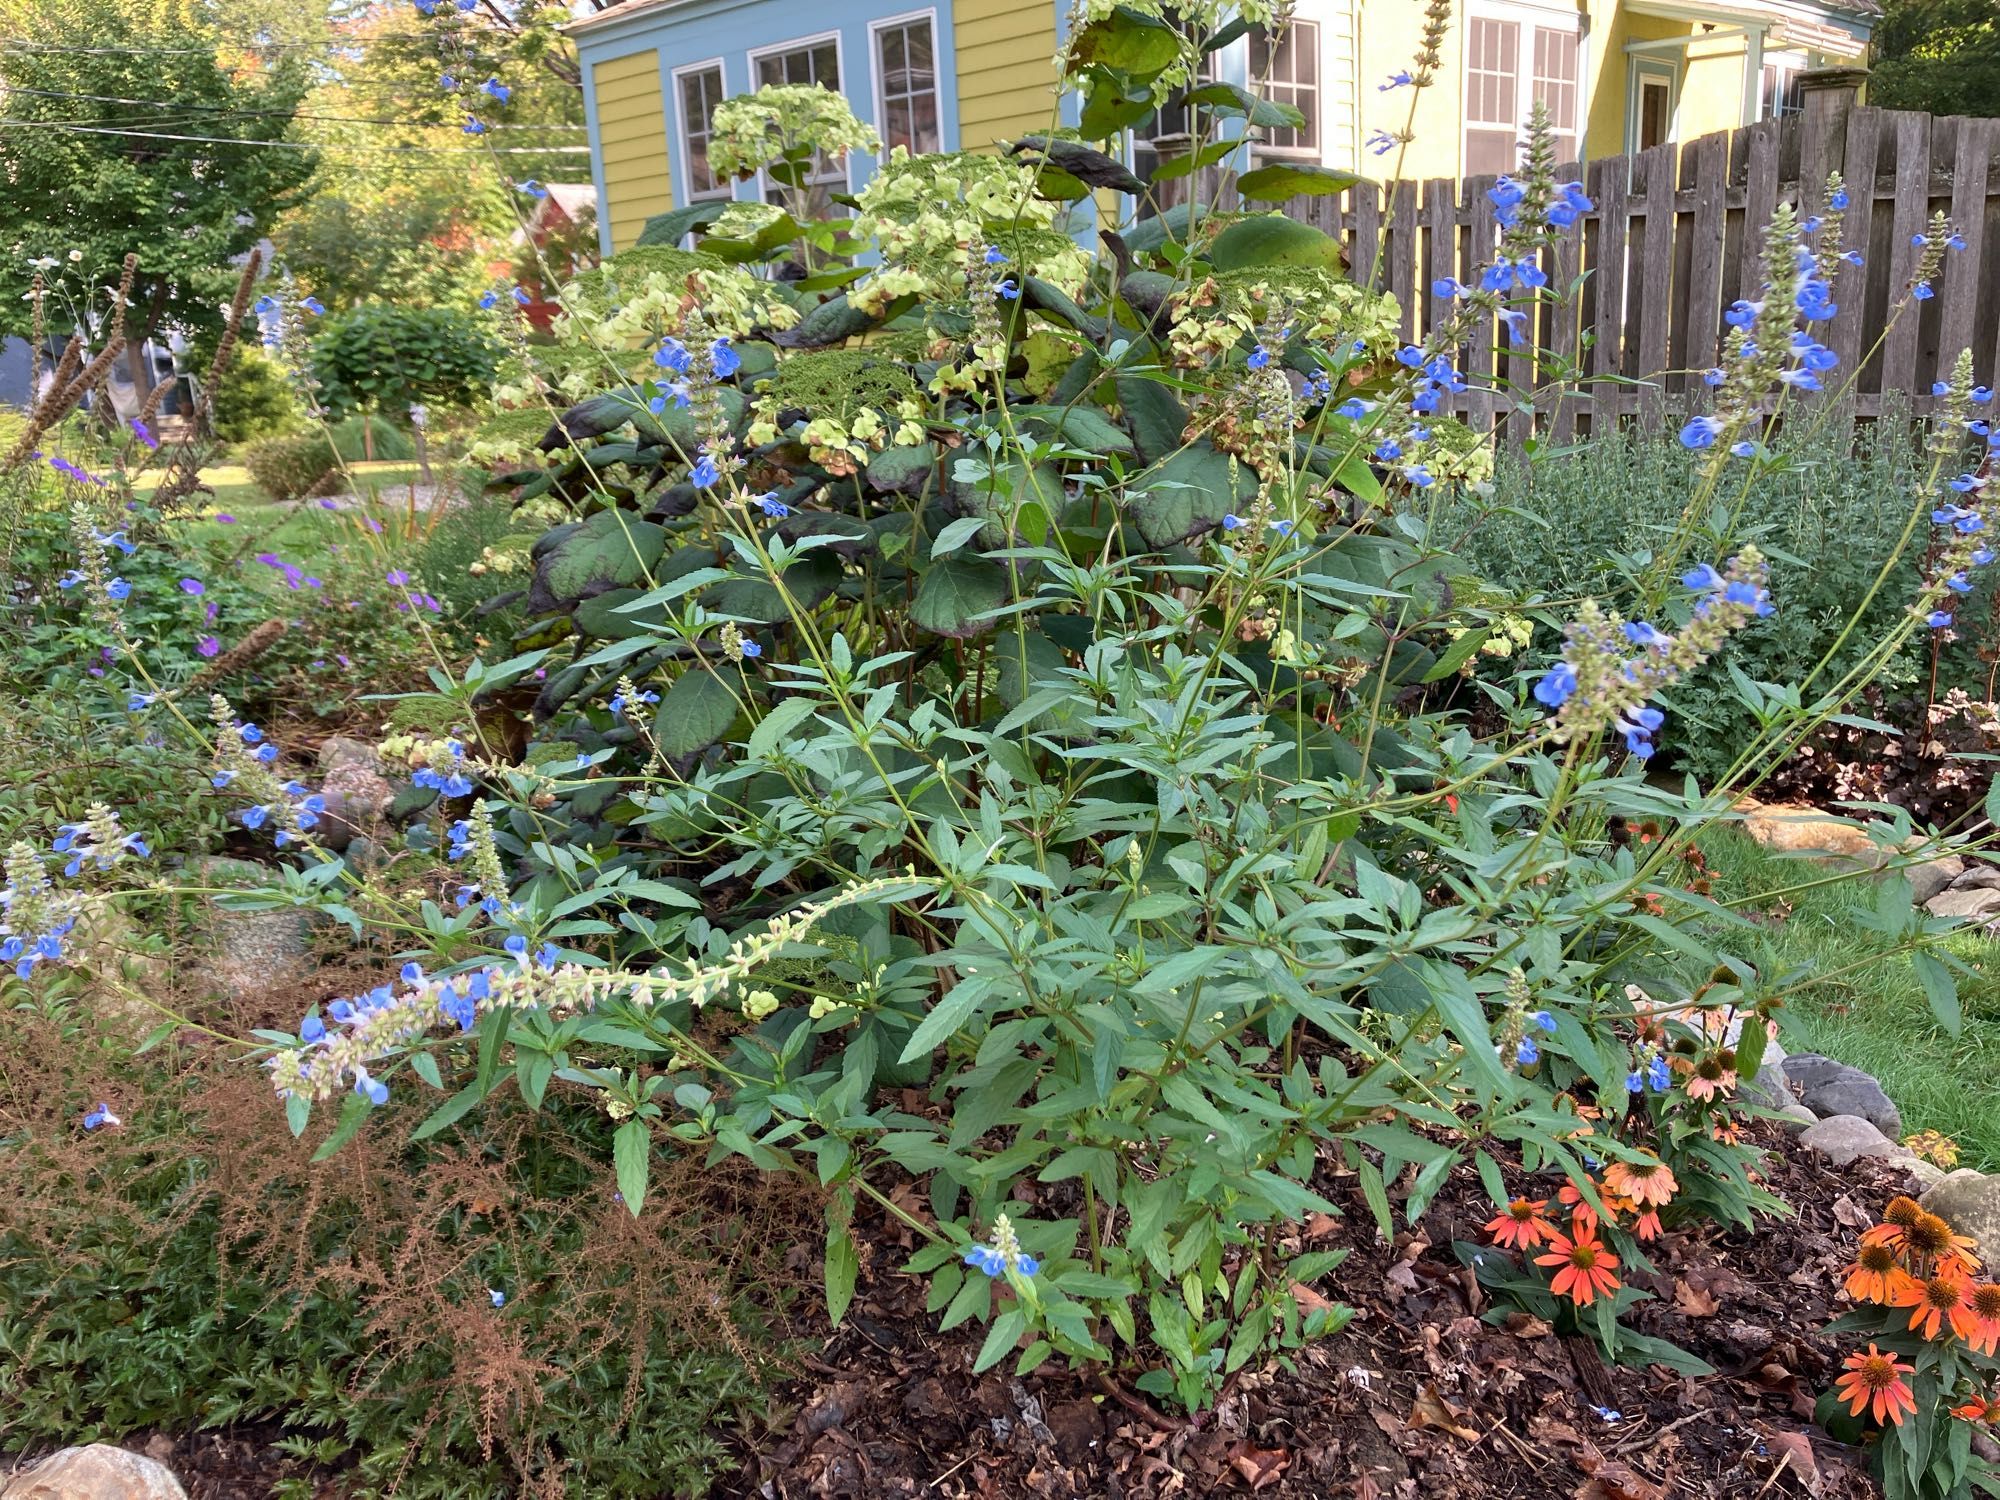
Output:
568,0,1877,253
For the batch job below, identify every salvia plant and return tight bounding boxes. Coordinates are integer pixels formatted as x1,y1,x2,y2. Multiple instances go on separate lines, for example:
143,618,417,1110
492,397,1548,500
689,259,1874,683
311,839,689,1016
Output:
9,1,2000,1452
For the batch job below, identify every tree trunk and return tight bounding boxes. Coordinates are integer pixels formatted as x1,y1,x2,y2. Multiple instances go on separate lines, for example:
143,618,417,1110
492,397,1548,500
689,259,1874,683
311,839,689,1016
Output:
124,282,170,416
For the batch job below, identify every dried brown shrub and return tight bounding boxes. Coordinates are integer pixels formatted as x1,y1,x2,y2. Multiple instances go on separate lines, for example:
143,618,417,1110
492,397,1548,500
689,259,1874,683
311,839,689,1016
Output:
0,990,814,1494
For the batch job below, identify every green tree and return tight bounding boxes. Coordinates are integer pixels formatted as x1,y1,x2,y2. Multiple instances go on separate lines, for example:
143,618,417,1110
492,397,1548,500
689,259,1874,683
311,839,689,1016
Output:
0,0,318,404
1870,0,2000,117
273,4,588,310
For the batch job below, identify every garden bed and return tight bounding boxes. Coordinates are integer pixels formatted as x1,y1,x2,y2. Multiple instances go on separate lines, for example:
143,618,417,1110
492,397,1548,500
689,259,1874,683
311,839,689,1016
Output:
729,1124,1912,1499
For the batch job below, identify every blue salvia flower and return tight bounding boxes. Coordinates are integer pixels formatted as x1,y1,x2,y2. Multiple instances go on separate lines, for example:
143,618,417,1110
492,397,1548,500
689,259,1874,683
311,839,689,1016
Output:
82,1101,121,1130
962,1213,1038,1277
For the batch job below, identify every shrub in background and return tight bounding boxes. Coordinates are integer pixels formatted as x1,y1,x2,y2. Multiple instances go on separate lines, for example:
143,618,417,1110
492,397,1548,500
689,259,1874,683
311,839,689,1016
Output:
309,304,501,422
242,417,416,501
208,345,303,447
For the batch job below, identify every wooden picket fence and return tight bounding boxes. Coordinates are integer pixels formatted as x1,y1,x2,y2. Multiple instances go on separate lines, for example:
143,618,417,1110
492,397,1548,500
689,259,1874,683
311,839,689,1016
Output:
1200,90,2000,439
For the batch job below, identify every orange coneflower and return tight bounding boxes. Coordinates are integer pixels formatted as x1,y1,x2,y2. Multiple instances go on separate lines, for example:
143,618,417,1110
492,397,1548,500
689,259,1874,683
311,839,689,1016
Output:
1953,1395,1999,1424
1846,1241,1920,1306
1535,1228,1623,1307
1894,1268,1978,1341
1558,1182,1605,1236
1484,1198,1557,1251
1963,1283,2000,1357
1834,1345,1918,1427
1602,1157,1679,1209
1633,1208,1663,1242
1709,1117,1745,1145
1684,1053,1738,1101
1905,1212,1983,1277
1862,1197,1927,1255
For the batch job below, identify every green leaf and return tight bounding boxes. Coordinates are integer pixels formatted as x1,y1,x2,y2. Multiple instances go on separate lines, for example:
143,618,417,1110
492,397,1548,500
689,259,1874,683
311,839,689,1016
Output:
1012,135,1146,194
1913,951,1962,1035
1007,403,1136,457
973,1308,1028,1373
652,667,746,761
865,440,938,495
899,975,995,1062
1067,5,1181,74
911,556,1008,639
614,1118,651,1216
1124,202,1196,256
529,507,667,614
747,695,820,759
932,515,990,557
312,1093,372,1162
1181,81,1305,130
634,201,731,248
776,294,881,349
1114,370,1189,464
410,1078,492,1142
825,1193,860,1325
1127,441,1256,548
1421,625,1491,683
1235,162,1362,201
1208,215,1345,271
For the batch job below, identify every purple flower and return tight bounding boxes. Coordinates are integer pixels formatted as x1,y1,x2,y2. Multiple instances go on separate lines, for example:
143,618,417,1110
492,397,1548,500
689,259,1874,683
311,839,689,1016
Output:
130,418,158,450
179,578,204,595
215,513,236,524
197,635,221,657
386,569,410,586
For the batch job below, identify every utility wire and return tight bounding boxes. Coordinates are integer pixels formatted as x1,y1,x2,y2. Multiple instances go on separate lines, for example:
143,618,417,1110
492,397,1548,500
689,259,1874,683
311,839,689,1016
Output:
0,118,591,154
2,86,587,128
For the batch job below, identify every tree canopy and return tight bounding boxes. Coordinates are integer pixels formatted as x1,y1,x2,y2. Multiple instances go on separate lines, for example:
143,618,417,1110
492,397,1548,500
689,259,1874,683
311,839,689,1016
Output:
0,0,318,352
1869,0,2000,118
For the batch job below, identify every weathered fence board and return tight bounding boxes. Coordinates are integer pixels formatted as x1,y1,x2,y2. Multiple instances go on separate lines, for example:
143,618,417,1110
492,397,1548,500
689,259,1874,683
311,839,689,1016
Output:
1181,96,2000,434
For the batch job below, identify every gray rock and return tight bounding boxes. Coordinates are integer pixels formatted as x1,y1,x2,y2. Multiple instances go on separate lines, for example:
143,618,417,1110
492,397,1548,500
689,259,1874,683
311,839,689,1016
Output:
1799,1114,1899,1167
0,1444,188,1499
1902,1158,1948,1191
1920,1169,2000,1269
1908,857,1966,906
315,735,380,775
1775,1102,1818,1134
1925,885,2000,921
1783,1054,1903,1138
213,909,312,969
1948,862,2000,893
1738,1061,1792,1112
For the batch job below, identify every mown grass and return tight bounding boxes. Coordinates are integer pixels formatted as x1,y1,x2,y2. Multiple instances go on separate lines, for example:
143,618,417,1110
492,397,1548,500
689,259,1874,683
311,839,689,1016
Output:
1694,829,2000,1171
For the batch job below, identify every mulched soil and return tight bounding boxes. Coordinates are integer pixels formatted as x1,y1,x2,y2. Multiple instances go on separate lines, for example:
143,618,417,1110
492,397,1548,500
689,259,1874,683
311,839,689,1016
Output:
724,1124,1920,1500
2,1425,337,1500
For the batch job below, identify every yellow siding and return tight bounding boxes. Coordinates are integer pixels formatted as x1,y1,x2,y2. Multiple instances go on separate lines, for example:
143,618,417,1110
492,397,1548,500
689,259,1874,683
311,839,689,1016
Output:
594,50,672,252
953,0,1058,150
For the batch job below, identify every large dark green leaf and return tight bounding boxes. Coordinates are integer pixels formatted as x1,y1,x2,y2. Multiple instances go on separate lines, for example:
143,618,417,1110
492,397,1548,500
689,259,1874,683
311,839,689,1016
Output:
1077,78,1163,140
529,508,667,612
911,556,1008,638
950,459,1062,549
1181,81,1305,131
774,295,880,349
1007,404,1136,457
652,667,747,761
704,552,843,624
1235,162,1362,202
634,201,731,248
1068,5,1181,75
1011,136,1146,195
866,441,939,495
1126,441,1254,548
1208,215,1344,271
1114,369,1190,464
1123,202,1195,257
1022,278,1108,341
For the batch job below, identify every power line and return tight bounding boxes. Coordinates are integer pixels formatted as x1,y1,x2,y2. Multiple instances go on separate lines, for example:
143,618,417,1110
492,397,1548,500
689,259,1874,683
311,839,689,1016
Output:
0,118,591,154
3,85,586,129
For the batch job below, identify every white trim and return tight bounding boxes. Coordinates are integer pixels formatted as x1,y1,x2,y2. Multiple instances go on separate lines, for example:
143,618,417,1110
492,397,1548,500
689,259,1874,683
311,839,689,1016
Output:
868,7,941,157
669,54,731,206
1627,53,1680,154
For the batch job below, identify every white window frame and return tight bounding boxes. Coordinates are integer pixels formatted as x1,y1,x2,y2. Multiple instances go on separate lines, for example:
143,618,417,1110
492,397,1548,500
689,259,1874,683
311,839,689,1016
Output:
1462,0,1584,175
746,29,850,201
1760,47,1808,120
1247,17,1321,159
671,56,732,205
869,7,941,158
1627,54,1679,154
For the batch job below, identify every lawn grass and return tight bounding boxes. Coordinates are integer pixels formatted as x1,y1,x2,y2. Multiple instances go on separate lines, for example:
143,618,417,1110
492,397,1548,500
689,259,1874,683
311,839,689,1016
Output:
1695,829,2000,1171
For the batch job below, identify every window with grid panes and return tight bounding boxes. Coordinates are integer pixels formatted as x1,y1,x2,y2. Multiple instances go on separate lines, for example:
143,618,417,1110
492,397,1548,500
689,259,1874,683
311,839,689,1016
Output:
875,16,940,154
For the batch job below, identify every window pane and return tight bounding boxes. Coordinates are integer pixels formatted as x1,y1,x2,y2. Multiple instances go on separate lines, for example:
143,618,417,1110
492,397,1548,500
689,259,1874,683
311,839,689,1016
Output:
907,21,933,78
1466,127,1516,177
1465,17,1518,128
909,90,940,153
680,67,725,197
1248,20,1318,153
813,42,838,86
1532,26,1577,136
877,19,939,155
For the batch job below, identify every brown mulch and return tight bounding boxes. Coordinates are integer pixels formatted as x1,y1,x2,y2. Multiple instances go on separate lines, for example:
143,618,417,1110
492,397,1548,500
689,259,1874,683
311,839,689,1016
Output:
723,1124,1916,1500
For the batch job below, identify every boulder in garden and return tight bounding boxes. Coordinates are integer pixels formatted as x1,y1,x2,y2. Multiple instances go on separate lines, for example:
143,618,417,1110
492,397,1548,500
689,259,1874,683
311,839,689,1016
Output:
1798,1114,1899,1168
1924,885,2000,922
1782,1054,1902,1139
1920,1169,2000,1270
0,1445,188,1500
